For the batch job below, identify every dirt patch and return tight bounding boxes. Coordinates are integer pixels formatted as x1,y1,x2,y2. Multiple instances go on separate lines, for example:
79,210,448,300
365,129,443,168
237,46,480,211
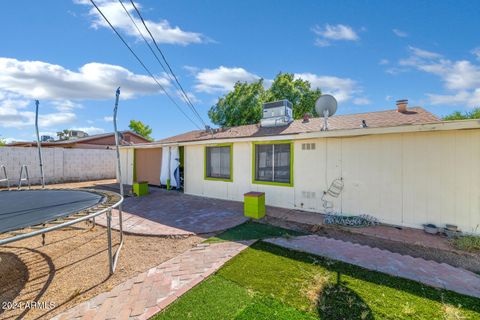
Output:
264,216,480,274
0,223,203,320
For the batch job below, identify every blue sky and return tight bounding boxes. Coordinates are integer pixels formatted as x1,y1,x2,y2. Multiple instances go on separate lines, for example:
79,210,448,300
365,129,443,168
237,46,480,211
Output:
1,0,479,142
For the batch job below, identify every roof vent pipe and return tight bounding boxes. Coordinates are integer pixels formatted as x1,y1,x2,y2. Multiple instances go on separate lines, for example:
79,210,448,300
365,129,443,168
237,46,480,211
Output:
396,99,408,113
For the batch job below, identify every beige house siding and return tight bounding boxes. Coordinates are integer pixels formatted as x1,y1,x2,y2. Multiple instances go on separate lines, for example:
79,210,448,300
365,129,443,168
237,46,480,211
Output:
184,129,480,234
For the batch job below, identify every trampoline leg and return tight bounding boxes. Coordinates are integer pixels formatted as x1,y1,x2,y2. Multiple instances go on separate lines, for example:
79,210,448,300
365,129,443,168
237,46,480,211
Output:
106,209,114,275
118,204,123,242
41,224,45,246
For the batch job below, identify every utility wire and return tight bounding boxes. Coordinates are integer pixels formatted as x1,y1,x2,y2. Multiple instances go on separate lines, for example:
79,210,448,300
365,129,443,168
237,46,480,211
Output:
128,0,207,127
89,0,202,129
117,0,205,127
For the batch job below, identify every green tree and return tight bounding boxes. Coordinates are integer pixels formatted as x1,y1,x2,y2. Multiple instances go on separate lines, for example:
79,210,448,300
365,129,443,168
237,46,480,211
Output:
442,108,480,120
265,73,322,119
208,73,321,127
129,120,153,141
208,80,266,127
0,136,6,146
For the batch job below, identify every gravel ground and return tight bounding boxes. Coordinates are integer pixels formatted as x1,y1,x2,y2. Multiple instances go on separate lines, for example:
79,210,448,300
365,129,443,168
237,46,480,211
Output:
0,223,203,320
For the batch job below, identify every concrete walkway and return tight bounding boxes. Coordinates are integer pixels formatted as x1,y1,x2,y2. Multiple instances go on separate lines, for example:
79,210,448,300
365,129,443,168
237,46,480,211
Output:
265,235,480,298
52,240,252,320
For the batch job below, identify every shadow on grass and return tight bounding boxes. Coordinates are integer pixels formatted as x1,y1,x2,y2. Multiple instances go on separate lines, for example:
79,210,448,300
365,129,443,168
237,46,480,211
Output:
317,281,374,320
250,241,480,315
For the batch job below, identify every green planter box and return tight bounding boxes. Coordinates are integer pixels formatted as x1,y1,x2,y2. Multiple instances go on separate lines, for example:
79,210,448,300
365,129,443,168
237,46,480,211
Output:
133,181,149,196
244,192,265,219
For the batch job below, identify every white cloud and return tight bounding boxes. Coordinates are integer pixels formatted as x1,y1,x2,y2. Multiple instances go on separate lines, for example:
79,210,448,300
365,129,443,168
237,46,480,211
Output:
176,90,201,104
71,126,106,135
353,97,371,105
0,58,168,101
0,98,76,128
426,91,480,106
103,116,114,122
51,100,83,112
407,46,442,59
392,29,408,38
379,59,390,65
194,66,260,93
396,46,480,106
190,65,367,105
76,0,208,45
471,47,480,61
294,73,366,105
3,137,18,144
312,24,359,47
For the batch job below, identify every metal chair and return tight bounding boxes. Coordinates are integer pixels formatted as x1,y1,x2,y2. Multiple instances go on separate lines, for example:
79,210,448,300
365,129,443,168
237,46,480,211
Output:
0,165,9,190
18,165,31,190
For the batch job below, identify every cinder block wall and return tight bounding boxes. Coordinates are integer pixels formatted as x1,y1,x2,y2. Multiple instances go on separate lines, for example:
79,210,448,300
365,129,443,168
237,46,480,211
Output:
0,147,116,186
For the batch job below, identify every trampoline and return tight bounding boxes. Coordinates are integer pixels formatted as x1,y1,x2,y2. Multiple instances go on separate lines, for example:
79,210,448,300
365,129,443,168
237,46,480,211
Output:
0,189,124,274
0,190,103,234
0,89,126,275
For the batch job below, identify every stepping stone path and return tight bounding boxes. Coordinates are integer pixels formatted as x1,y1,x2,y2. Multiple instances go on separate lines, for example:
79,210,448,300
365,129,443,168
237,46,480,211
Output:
265,235,480,298
52,240,253,320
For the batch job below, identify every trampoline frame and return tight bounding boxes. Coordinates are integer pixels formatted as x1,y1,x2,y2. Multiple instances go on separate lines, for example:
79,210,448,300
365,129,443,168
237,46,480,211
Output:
0,89,126,275
0,190,124,275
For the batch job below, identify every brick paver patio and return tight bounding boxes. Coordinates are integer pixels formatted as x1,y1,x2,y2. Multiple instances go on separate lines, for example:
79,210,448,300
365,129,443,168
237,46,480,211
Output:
95,189,248,236
266,235,480,298
52,240,253,320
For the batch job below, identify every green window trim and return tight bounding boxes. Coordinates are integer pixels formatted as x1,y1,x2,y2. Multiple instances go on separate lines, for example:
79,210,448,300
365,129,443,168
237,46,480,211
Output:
204,143,233,182
252,140,294,187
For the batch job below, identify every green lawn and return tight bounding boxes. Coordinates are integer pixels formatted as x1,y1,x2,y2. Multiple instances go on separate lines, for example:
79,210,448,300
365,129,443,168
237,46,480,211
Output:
205,221,306,243
155,241,480,320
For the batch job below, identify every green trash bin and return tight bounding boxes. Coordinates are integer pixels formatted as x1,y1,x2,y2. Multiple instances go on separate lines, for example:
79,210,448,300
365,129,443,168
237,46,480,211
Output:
244,192,265,219
133,181,149,196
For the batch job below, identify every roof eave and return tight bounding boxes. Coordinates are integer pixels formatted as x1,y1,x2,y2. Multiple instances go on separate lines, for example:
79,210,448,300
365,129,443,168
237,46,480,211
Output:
119,119,480,148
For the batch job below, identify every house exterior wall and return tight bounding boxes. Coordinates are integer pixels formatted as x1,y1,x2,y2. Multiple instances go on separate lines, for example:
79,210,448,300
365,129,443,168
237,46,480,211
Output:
0,147,116,186
184,128,480,234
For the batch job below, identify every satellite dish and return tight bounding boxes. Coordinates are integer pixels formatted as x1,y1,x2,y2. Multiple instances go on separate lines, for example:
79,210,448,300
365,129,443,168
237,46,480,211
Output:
315,94,337,131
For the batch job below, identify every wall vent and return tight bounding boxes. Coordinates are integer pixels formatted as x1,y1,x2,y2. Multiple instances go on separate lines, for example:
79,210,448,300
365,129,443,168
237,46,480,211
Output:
302,191,316,199
301,143,316,150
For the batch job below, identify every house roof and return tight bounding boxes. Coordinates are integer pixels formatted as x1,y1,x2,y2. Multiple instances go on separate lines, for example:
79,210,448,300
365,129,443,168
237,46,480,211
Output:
158,107,440,144
8,130,149,146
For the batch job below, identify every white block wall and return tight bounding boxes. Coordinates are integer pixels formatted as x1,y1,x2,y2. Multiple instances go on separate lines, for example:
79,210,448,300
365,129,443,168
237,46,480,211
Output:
0,147,116,186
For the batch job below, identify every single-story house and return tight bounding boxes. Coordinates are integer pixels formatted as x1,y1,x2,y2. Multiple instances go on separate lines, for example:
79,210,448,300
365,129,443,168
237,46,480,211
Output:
119,101,480,234
9,130,150,149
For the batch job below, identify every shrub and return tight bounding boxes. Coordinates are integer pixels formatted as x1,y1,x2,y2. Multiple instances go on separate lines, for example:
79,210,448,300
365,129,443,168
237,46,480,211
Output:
452,235,480,252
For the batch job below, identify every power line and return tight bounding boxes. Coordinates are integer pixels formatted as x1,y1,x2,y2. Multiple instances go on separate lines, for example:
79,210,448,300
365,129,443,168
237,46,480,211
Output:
128,0,207,127
117,0,205,127
89,0,202,130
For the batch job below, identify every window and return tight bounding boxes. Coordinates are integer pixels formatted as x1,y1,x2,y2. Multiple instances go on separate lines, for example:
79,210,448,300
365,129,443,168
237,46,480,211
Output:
254,142,292,186
205,145,232,181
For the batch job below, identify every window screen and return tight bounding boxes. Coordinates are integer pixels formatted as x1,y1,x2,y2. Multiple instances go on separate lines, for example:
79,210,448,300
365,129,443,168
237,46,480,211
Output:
206,146,231,179
255,143,291,184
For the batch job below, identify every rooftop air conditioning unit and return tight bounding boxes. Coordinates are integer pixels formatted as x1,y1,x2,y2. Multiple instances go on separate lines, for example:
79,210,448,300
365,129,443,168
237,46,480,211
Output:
260,99,293,127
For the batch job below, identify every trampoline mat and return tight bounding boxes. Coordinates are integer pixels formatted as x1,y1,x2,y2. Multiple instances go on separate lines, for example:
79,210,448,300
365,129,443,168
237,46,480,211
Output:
0,190,103,234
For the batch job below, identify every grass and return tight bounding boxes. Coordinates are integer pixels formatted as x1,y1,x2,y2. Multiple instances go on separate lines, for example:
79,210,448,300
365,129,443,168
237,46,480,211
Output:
155,241,480,320
205,221,306,243
452,235,480,252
